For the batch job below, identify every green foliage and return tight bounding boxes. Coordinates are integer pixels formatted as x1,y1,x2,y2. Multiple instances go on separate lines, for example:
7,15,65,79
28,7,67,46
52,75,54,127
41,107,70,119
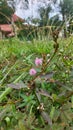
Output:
0,36,73,130
39,5,52,26
59,0,73,17
49,15,63,30
0,0,13,24
59,0,73,36
0,0,73,129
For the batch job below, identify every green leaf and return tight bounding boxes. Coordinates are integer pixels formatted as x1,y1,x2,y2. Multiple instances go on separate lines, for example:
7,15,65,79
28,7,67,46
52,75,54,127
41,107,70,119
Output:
52,123,64,130
52,94,58,101
50,106,55,120
5,117,10,126
18,120,28,130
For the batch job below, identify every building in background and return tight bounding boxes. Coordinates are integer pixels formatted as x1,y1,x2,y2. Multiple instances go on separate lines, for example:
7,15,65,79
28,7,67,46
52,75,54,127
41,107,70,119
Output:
0,14,24,39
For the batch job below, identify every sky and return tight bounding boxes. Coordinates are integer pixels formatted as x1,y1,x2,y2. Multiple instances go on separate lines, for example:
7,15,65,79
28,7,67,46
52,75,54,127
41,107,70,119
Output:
14,0,62,22
15,0,50,19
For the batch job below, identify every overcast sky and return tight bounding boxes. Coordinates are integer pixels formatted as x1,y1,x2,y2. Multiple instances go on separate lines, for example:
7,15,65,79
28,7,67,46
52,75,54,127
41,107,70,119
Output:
15,0,62,21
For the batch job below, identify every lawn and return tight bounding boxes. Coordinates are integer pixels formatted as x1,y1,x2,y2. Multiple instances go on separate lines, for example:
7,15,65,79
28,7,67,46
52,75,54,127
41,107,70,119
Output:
0,36,73,130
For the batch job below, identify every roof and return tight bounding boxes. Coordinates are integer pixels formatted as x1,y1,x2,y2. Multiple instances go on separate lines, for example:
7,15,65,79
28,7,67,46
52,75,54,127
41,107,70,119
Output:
12,14,24,22
0,24,12,32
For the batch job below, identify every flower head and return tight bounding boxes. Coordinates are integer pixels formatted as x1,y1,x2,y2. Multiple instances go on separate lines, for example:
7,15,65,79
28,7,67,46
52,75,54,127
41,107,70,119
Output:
29,68,37,76
35,57,42,66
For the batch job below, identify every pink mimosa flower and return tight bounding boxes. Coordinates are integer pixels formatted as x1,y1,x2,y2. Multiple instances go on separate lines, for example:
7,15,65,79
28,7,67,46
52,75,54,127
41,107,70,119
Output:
29,68,37,76
35,57,42,66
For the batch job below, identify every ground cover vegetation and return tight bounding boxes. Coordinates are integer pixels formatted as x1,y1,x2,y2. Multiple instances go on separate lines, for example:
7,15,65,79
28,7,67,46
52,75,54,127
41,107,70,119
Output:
0,0,73,130
0,36,73,130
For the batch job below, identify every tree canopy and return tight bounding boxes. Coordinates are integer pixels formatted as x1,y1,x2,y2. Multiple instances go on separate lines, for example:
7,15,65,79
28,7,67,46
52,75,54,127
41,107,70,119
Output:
59,0,73,18
39,5,52,26
0,0,13,24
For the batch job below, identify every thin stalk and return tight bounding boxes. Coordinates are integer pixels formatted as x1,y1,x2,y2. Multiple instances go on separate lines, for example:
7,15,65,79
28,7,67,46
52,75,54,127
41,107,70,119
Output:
31,43,58,83
0,61,18,85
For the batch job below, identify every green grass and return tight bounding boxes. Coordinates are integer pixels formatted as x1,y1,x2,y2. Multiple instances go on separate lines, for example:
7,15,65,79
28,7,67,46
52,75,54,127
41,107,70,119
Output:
0,37,73,130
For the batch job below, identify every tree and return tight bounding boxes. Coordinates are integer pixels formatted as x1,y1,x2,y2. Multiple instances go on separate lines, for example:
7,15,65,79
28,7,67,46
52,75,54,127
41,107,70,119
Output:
39,5,52,26
59,0,73,37
59,0,73,18
0,0,14,24
8,0,29,11
49,15,63,30
67,18,73,34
